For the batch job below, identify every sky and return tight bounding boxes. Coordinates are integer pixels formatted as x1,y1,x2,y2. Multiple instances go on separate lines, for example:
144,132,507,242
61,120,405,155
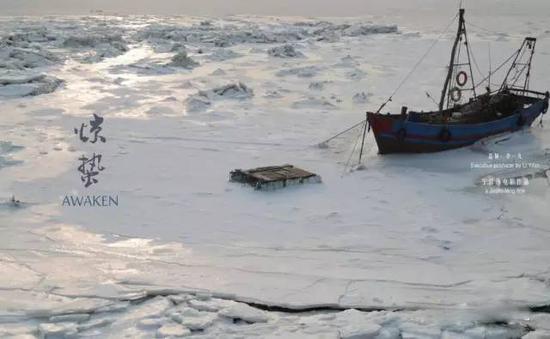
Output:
1,0,549,17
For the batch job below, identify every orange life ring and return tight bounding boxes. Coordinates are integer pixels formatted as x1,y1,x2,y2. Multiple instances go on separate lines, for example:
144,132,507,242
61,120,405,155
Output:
456,71,468,87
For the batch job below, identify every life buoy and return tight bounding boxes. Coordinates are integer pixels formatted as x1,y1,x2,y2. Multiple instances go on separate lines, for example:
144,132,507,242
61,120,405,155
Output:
456,71,468,87
450,87,462,102
439,127,451,142
396,128,407,143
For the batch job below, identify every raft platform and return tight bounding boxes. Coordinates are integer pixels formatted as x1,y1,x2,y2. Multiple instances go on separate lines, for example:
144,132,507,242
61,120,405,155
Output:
230,165,321,190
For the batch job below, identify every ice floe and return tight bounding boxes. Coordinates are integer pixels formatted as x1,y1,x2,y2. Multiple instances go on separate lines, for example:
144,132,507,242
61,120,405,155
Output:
169,306,217,330
268,44,304,58
185,96,212,113
185,82,253,112
352,91,369,104
168,50,199,69
210,68,226,76
136,19,398,51
292,97,337,109
207,48,241,61
0,74,63,98
345,68,366,80
309,80,332,91
156,323,191,337
0,47,59,70
276,65,320,78
63,34,129,63
0,291,540,338
217,302,270,323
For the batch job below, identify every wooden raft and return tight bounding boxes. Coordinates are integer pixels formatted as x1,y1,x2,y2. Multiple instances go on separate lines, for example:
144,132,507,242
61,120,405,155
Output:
230,165,321,190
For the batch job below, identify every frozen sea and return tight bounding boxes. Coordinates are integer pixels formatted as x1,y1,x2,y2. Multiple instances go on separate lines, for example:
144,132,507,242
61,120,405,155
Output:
0,5,550,338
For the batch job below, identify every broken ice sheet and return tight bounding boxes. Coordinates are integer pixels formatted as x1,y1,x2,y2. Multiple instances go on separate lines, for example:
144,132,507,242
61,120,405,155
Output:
0,74,64,98
0,10,549,338
185,82,253,112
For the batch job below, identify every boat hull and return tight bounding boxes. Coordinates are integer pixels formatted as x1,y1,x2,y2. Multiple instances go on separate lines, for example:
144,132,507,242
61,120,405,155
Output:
367,99,548,154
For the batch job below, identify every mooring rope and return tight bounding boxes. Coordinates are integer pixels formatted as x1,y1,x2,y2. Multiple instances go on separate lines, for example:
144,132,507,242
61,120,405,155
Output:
342,120,367,176
317,119,367,146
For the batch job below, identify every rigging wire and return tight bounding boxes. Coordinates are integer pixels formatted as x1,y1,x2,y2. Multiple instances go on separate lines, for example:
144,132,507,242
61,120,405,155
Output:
425,92,439,108
507,46,528,83
510,63,530,88
473,50,517,90
342,121,367,176
467,21,500,35
488,42,492,90
374,12,459,113
466,20,521,91
468,44,485,79
468,22,536,87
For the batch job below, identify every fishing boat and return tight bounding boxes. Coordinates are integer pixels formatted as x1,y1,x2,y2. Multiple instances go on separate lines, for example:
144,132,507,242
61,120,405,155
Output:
365,9,549,154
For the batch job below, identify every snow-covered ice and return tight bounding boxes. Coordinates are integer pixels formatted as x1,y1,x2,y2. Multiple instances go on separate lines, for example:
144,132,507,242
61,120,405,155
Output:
268,44,305,58
352,91,369,104
0,74,64,98
185,82,254,113
169,50,199,69
0,7,550,338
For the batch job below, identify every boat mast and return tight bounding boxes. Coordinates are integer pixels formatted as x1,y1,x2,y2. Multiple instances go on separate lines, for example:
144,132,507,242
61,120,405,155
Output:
462,13,477,100
523,39,536,90
439,9,464,111
439,8,476,111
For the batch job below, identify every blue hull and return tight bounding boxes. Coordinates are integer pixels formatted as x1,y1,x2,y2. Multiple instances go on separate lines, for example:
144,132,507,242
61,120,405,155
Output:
367,95,548,154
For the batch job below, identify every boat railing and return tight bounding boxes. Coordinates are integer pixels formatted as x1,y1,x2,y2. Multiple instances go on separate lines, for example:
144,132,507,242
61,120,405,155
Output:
508,88,549,99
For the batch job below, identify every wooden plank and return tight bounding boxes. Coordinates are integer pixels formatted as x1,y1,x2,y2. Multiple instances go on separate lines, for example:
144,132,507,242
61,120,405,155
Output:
230,165,320,189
